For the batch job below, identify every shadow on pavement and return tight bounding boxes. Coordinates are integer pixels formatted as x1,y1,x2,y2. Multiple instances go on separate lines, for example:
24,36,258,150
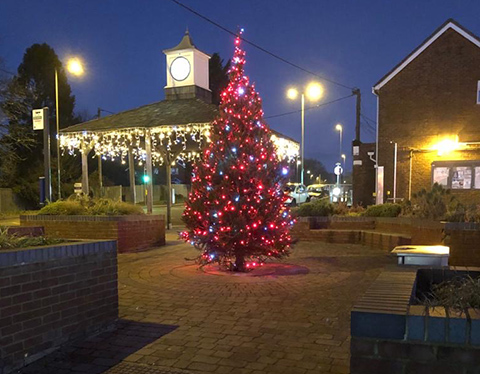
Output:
19,320,178,374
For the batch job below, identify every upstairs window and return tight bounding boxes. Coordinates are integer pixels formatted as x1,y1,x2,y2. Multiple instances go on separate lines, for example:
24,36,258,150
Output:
477,81,480,104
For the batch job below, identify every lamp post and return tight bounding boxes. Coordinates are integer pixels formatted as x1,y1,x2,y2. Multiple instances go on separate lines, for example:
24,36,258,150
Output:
335,124,343,162
55,57,84,199
341,154,346,171
287,82,324,185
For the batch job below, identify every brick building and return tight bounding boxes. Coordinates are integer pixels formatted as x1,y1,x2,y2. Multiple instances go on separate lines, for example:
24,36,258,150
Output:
354,19,480,205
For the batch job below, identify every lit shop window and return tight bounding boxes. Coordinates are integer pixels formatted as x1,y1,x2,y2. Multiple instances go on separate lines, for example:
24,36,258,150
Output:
433,167,449,187
451,166,472,189
432,163,480,190
475,167,480,189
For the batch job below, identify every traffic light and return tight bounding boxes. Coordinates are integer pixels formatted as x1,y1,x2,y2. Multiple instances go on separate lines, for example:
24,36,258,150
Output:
142,174,150,183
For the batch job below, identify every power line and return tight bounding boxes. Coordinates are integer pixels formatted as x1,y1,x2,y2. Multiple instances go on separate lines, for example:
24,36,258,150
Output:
265,94,354,119
361,123,375,135
167,0,354,91
0,67,16,76
362,119,376,133
360,111,376,124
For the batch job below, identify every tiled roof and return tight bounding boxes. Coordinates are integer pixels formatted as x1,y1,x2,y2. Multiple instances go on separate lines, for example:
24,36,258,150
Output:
61,98,218,133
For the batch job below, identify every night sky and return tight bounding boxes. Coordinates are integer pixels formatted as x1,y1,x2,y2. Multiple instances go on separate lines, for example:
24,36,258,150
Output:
1,1,480,173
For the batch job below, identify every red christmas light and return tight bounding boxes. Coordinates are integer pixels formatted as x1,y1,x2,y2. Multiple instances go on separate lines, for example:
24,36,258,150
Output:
181,30,294,272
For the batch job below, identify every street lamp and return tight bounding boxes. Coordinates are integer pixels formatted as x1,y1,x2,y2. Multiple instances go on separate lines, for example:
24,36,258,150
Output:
287,82,324,185
335,124,343,162
55,57,84,199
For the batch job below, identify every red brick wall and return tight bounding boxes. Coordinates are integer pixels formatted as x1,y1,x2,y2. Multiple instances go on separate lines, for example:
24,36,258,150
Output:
0,241,118,373
117,219,165,251
377,28,480,203
444,226,480,266
20,215,165,253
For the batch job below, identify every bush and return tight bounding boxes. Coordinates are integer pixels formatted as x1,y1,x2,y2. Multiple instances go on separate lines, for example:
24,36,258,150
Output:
407,183,449,220
0,228,64,250
88,199,144,216
38,200,88,215
402,183,480,222
38,197,144,216
424,276,480,313
363,203,401,217
296,199,335,217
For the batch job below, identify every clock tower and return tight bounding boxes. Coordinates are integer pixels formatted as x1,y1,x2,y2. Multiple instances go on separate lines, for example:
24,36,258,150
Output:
164,30,212,103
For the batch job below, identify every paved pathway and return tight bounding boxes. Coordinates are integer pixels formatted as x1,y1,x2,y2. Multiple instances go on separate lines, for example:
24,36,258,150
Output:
20,233,391,374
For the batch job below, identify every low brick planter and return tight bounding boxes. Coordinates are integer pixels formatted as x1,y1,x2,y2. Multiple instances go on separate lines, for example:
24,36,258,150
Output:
444,222,480,267
20,214,165,253
0,240,118,374
351,267,480,374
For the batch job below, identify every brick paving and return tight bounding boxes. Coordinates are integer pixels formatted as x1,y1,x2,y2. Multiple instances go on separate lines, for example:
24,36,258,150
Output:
19,232,391,374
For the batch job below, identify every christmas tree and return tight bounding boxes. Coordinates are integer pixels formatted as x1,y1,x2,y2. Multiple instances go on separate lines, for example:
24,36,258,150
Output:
181,31,294,272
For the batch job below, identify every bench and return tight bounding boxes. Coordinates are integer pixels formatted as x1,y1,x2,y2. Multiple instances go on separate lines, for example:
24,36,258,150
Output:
391,245,449,266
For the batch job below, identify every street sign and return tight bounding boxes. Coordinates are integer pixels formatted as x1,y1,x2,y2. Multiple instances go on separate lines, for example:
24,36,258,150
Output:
334,163,343,176
32,108,47,130
74,183,82,195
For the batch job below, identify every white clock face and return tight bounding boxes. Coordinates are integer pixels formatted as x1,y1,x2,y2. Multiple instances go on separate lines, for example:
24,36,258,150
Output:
170,56,191,81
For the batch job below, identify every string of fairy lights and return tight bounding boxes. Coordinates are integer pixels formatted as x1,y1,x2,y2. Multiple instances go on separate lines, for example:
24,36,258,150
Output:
59,123,299,166
180,30,294,270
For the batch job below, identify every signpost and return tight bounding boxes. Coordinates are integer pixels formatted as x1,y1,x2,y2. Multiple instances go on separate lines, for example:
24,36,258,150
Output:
74,183,83,195
32,108,51,203
334,162,343,185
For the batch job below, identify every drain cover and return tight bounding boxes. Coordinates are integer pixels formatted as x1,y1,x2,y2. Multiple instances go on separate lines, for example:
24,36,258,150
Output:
104,362,191,374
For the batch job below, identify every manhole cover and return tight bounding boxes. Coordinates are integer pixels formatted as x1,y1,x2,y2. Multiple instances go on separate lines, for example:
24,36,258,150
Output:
104,362,191,374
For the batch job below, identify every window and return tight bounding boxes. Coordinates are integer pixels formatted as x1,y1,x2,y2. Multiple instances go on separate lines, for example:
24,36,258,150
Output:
451,166,472,189
475,167,480,189
432,162,480,190
477,81,480,104
433,167,449,187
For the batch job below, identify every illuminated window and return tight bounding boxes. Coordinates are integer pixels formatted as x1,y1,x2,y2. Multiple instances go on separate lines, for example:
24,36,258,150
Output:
475,167,480,189
433,167,449,187
432,162,480,190
451,166,472,189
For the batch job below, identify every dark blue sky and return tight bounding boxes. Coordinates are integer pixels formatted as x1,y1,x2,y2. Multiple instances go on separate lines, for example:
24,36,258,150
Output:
1,0,480,172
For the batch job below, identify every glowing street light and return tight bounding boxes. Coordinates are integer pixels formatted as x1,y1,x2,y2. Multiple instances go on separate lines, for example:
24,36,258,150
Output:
66,58,85,76
286,82,324,184
306,82,323,101
55,57,85,199
287,88,298,100
433,137,459,156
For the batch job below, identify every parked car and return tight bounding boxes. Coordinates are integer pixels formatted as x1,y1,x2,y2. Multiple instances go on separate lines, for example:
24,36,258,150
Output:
284,183,310,206
306,184,330,201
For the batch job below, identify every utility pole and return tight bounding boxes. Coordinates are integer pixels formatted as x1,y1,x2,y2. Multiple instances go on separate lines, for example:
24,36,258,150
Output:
97,108,103,196
353,88,361,142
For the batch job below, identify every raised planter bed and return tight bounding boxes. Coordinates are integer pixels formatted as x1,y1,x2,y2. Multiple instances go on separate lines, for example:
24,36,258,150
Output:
0,240,118,374
350,267,480,374
20,214,165,253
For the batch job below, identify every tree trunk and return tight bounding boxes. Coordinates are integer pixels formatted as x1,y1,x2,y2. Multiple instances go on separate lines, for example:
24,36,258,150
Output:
234,254,246,272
